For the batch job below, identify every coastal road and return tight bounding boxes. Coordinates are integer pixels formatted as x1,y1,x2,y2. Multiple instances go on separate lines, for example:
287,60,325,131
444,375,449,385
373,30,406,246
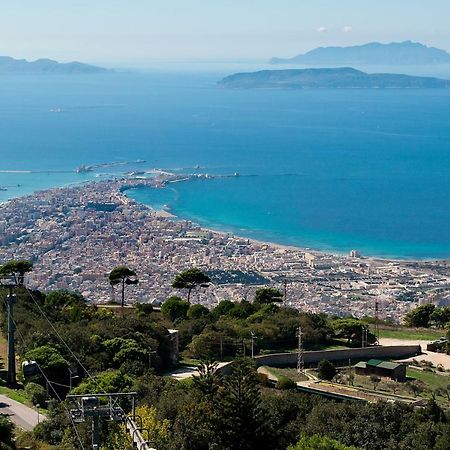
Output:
0,394,43,431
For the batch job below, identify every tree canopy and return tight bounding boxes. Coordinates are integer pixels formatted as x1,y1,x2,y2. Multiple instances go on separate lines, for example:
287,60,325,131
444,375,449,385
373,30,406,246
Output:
404,304,436,328
108,265,138,307
172,268,211,304
254,287,284,304
0,259,33,285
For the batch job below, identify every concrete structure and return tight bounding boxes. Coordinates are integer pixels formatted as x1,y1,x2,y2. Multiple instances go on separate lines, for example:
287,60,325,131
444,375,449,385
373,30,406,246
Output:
218,345,421,374
355,359,407,381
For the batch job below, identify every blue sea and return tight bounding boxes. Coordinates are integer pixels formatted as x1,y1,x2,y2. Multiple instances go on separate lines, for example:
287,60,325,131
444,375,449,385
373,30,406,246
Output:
1,65,450,259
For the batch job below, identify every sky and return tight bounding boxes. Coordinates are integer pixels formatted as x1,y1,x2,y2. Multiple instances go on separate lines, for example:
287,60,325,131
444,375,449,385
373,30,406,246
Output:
1,0,449,66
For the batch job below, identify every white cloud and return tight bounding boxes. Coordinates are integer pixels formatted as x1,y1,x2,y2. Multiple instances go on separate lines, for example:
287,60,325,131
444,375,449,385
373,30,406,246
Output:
343,26,353,33
317,27,328,33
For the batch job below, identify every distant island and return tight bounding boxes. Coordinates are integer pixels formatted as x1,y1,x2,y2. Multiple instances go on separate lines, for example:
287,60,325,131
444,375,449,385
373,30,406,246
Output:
219,67,450,89
0,56,111,74
270,41,450,66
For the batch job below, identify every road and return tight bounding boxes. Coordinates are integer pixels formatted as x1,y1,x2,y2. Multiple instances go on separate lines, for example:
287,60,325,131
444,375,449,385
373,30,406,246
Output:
0,394,43,431
167,362,230,380
379,338,450,370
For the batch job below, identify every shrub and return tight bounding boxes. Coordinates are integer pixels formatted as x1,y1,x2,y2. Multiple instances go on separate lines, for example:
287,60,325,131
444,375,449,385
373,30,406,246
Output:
289,434,358,450
25,382,47,406
276,376,297,390
318,360,336,381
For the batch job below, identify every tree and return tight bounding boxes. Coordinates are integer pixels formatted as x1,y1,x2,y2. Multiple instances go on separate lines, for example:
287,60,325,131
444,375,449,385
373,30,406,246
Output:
108,265,138,307
407,380,425,397
0,259,33,285
107,405,170,450
25,381,48,406
214,358,266,450
346,368,355,386
188,332,218,360
289,434,358,450
161,296,189,322
369,375,381,390
192,361,223,400
24,345,69,388
318,359,336,381
430,307,450,328
135,302,153,317
333,318,375,346
172,268,210,304
0,416,15,450
71,370,134,395
187,304,210,320
213,300,235,317
103,337,148,369
254,287,283,304
404,304,435,328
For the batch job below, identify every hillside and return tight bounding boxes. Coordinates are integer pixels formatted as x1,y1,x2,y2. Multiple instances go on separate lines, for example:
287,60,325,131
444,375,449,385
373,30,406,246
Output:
219,67,450,89
0,56,111,74
270,41,450,65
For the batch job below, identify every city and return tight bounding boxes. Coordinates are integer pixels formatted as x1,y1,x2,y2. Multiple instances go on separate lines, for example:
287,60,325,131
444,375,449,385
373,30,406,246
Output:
1,173,450,323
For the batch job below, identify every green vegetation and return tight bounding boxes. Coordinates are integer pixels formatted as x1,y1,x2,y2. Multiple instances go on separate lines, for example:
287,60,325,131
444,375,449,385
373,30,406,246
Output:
377,327,443,341
172,267,211,304
161,296,189,322
404,304,450,329
0,386,30,405
2,260,450,449
254,287,284,304
318,360,337,381
108,265,139,307
407,367,450,391
333,318,376,346
263,366,308,383
288,434,359,450
0,259,33,285
0,415,15,450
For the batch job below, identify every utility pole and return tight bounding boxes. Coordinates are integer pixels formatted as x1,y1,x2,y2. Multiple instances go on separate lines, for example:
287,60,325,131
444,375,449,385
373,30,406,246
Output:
7,287,16,386
283,279,288,304
67,392,155,450
0,275,19,387
149,345,152,370
250,331,256,358
374,300,380,344
296,326,304,374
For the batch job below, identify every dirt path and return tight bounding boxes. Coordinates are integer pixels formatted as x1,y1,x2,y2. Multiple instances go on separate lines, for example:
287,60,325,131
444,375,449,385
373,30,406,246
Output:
379,338,450,370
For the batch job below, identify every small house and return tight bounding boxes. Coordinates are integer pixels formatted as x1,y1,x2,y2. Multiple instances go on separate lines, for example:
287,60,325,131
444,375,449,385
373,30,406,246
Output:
354,359,406,382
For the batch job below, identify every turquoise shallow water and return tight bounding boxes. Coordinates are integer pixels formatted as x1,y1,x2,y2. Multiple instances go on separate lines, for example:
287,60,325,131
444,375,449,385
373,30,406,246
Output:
1,71,450,258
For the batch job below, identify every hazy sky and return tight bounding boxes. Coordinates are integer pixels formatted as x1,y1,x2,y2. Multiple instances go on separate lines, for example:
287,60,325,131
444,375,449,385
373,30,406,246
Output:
1,0,449,65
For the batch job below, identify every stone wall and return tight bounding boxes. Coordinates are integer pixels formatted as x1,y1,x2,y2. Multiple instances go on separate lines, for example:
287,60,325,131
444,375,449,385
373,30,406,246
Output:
218,345,421,374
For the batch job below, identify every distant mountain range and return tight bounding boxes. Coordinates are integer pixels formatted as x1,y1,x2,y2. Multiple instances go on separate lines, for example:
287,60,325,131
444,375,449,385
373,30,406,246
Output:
0,56,110,74
270,41,450,66
219,67,450,89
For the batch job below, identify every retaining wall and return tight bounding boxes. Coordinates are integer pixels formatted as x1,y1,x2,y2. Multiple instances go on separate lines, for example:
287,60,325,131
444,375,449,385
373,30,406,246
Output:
219,345,421,374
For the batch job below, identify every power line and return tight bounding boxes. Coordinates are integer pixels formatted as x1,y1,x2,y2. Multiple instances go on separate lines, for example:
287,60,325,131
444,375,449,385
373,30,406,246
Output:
24,287,100,387
23,287,153,449
2,296,86,450
296,326,304,374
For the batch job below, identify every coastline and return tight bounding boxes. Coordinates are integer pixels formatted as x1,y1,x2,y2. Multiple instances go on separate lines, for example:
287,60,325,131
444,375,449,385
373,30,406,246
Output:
2,175,449,321
123,180,442,263
2,171,447,263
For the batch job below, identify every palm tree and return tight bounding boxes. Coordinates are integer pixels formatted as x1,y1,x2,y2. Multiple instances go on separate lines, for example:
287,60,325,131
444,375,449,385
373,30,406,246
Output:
108,266,138,307
0,260,33,285
172,268,211,304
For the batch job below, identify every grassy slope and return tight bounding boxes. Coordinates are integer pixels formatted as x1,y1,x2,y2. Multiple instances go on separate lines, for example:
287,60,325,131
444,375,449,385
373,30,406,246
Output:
407,367,450,390
377,327,443,341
